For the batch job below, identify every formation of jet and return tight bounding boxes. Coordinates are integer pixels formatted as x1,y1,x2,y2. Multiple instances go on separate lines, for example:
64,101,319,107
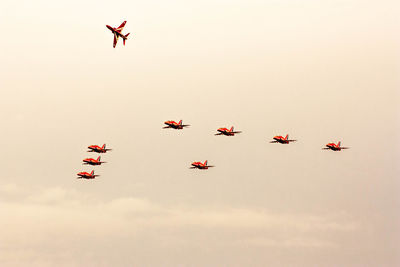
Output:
163,120,190,130
106,21,130,48
190,160,214,170
322,141,349,151
77,170,99,179
215,126,242,136
82,156,106,166
76,21,355,180
270,134,297,144
88,144,112,153
78,144,112,180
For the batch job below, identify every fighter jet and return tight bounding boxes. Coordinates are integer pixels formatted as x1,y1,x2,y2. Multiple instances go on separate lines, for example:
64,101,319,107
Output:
106,21,131,48
87,144,112,153
163,120,190,130
190,160,214,170
77,170,99,179
215,126,242,136
322,141,349,151
82,156,106,166
270,134,297,144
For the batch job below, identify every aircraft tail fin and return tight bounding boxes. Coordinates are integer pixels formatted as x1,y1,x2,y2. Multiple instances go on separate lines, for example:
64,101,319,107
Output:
285,134,289,140
179,120,182,125
91,170,94,176
230,126,234,132
338,141,341,147
102,144,106,149
204,160,208,166
97,156,101,161
123,33,130,45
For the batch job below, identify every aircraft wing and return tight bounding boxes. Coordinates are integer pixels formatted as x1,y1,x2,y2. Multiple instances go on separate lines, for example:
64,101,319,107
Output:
113,33,119,48
116,21,126,32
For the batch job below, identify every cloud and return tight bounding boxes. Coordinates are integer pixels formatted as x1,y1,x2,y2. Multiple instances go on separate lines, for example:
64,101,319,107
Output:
0,183,364,266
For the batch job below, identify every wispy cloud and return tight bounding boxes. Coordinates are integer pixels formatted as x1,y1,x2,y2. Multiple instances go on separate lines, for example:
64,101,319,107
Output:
0,183,362,266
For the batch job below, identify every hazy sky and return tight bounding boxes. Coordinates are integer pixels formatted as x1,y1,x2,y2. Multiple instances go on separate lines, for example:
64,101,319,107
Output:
0,0,399,266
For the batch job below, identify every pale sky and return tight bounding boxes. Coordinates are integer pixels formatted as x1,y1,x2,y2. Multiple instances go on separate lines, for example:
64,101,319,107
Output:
0,0,399,266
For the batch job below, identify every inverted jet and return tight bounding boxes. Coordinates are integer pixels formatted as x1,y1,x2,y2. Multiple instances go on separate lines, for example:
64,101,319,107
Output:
215,126,242,136
106,21,131,48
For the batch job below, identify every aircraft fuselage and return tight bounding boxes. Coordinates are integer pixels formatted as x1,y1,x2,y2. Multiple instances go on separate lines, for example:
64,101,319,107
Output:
218,129,234,136
83,160,102,165
273,137,289,144
77,173,95,179
326,144,341,151
191,163,208,169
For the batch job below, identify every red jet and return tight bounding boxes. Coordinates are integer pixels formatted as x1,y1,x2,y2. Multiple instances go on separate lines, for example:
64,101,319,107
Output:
106,21,131,48
87,144,112,153
215,126,242,136
322,141,349,151
77,170,99,179
163,120,190,130
190,160,214,170
270,134,297,144
82,156,106,166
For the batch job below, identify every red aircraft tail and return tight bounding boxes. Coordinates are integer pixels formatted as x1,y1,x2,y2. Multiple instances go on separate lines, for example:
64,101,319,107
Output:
204,160,208,166
102,144,106,149
178,120,182,125
123,33,130,45
97,156,101,161
90,170,94,176
285,134,289,140
230,126,234,132
338,141,341,147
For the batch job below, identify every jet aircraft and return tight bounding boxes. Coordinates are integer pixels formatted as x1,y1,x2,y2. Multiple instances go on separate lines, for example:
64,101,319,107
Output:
87,144,112,153
322,141,349,151
190,160,214,170
82,156,106,166
106,21,130,48
77,170,99,179
270,134,297,144
163,120,190,130
215,126,242,136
